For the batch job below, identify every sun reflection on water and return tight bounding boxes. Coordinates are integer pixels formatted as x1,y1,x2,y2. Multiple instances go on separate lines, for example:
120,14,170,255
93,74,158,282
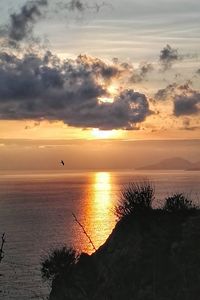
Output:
82,172,116,254
94,172,111,209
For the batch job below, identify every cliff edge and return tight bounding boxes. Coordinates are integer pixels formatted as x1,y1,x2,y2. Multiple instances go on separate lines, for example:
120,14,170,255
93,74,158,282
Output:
43,184,200,300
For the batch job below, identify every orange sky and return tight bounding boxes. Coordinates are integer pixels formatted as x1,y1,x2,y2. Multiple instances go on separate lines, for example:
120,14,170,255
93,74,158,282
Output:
0,138,199,171
0,0,199,170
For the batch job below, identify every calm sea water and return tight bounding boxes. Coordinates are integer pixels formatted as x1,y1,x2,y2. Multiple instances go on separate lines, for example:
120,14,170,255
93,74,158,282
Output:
0,170,199,299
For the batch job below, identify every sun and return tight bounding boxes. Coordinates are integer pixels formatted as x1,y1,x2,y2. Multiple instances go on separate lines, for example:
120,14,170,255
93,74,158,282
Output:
91,128,119,139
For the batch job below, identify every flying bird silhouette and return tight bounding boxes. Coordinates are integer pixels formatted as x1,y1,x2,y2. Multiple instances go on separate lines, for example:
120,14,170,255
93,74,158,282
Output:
60,160,64,166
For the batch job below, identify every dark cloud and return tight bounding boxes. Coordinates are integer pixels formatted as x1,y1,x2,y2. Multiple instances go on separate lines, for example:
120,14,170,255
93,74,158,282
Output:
0,51,151,130
155,81,200,117
174,92,200,117
65,89,151,130
154,83,177,101
112,58,153,84
77,54,120,83
0,0,48,47
0,1,150,131
154,81,192,101
0,0,107,47
159,44,180,70
197,69,200,75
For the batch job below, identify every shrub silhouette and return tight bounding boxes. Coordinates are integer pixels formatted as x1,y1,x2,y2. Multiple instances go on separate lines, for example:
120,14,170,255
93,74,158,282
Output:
41,246,78,282
164,193,197,212
115,182,155,220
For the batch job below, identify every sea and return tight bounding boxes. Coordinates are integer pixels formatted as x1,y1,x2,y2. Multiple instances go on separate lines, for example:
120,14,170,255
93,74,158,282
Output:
0,170,199,299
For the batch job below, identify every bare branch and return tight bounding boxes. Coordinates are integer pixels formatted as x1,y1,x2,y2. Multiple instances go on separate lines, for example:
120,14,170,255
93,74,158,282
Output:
72,213,97,252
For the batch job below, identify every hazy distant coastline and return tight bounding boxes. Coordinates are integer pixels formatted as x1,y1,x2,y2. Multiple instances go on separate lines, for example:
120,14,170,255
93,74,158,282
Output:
137,157,200,171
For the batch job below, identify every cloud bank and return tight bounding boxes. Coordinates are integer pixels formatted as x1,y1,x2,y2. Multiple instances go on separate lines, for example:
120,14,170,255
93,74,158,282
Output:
1,0,152,131
0,51,151,130
0,1,199,133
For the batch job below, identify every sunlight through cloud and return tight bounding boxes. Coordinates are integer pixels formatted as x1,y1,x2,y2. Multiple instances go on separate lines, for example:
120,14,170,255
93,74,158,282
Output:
92,128,119,139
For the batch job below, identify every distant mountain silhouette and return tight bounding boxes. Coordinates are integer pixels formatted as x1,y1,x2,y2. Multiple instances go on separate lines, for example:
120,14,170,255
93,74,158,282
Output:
137,157,197,170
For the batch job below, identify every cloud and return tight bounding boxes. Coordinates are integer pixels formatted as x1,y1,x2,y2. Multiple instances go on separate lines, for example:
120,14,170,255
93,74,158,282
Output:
0,0,107,47
0,1,151,131
174,92,200,116
140,62,154,77
65,89,151,130
0,51,151,130
154,83,177,101
112,58,154,84
0,0,48,47
159,44,181,70
154,81,192,101
155,81,200,117
130,62,154,83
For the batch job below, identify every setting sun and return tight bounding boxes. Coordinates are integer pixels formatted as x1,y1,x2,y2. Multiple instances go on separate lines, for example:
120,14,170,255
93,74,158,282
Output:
91,128,120,139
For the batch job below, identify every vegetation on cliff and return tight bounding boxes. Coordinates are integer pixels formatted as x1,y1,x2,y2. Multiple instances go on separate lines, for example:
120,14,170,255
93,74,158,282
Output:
41,182,200,300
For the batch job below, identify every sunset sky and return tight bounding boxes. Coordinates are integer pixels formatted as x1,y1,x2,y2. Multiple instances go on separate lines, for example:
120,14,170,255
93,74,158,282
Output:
0,0,199,170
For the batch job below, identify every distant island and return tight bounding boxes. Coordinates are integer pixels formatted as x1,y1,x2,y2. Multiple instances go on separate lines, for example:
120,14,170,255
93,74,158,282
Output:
137,157,200,170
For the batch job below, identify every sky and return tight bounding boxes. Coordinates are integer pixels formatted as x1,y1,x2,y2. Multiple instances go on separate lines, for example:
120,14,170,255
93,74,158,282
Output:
0,0,199,170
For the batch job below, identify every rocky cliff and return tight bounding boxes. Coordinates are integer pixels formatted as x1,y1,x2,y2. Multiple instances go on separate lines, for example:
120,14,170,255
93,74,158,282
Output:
48,211,199,300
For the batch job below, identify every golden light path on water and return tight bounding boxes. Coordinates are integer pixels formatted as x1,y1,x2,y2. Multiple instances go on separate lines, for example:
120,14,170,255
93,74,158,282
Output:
94,172,112,210
81,172,117,254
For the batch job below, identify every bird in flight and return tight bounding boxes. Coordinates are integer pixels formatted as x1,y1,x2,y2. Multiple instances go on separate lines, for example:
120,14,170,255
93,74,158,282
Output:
60,160,64,166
